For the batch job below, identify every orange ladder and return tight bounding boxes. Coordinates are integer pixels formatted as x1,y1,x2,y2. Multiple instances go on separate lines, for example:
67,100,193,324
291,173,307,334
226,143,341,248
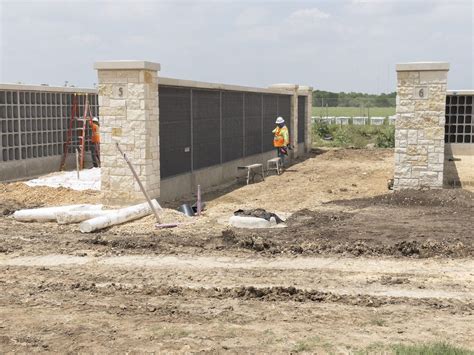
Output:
60,93,99,171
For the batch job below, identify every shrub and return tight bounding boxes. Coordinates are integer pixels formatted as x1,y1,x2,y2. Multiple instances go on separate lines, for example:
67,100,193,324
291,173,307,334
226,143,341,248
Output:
376,126,395,148
312,122,394,148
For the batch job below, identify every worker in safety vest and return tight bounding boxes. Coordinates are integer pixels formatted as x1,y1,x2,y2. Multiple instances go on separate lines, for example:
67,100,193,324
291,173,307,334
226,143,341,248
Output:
91,117,100,168
272,116,290,166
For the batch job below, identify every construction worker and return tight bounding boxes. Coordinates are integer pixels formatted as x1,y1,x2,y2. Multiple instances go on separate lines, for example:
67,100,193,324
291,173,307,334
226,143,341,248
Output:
272,116,290,166
91,117,100,168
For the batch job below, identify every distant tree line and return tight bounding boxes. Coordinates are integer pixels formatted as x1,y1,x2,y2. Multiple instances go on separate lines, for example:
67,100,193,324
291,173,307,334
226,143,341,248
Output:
313,90,396,107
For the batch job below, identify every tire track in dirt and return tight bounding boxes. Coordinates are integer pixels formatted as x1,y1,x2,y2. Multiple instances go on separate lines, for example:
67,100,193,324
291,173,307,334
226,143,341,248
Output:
1,254,472,308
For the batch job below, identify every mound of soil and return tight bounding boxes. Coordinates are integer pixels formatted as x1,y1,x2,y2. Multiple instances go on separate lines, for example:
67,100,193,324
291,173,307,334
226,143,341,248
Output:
0,183,101,209
330,189,474,209
221,199,473,258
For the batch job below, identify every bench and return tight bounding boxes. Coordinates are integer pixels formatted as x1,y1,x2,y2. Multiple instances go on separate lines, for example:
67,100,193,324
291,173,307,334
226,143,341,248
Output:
266,157,282,176
237,164,265,185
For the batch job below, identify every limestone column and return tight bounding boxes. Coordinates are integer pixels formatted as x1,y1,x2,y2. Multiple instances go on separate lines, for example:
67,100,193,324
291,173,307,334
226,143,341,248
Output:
269,84,299,159
306,87,313,153
394,62,449,190
297,85,314,153
94,60,161,205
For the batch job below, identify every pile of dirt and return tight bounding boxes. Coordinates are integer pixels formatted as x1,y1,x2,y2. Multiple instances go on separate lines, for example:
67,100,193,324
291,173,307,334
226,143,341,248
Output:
285,208,353,228
219,229,472,258
0,183,102,208
219,201,473,258
331,189,474,209
33,280,471,311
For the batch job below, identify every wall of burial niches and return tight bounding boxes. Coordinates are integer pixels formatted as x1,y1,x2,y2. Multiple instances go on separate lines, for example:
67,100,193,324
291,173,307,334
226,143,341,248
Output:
0,88,98,163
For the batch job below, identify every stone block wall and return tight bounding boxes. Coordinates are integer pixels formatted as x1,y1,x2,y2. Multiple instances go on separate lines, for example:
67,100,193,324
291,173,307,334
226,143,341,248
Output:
94,63,313,204
94,61,161,205
394,62,449,190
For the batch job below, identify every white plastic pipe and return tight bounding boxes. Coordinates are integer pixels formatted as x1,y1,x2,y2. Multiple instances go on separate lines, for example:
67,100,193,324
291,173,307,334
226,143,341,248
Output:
79,200,162,233
229,215,277,229
56,210,115,224
13,204,103,222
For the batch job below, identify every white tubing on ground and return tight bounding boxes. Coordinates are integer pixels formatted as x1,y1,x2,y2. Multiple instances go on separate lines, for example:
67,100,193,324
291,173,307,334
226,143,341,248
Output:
79,200,162,233
13,204,104,222
229,215,277,229
56,210,116,224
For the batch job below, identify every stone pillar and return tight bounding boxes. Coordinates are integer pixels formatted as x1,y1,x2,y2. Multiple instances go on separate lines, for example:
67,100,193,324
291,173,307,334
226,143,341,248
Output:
306,87,313,153
297,85,314,153
269,83,299,158
94,60,161,205
394,62,449,190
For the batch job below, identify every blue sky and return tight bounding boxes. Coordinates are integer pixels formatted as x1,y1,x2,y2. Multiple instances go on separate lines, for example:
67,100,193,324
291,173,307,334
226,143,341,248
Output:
0,0,472,93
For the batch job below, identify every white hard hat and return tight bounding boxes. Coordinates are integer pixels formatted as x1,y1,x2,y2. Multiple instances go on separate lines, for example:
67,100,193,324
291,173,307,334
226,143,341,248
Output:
275,117,285,124
92,117,99,122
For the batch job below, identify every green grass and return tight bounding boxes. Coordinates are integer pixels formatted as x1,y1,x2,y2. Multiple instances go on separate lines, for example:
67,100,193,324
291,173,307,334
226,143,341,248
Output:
312,122,395,149
354,342,473,355
312,106,395,118
392,342,473,355
291,336,332,353
393,342,474,355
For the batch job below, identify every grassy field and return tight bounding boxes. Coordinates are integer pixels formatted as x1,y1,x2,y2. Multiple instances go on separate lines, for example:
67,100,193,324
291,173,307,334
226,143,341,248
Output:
312,106,395,118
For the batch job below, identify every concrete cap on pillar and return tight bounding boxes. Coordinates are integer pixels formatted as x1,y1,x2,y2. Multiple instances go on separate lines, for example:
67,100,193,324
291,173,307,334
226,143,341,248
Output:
94,60,161,71
396,62,449,72
269,83,299,90
297,85,313,94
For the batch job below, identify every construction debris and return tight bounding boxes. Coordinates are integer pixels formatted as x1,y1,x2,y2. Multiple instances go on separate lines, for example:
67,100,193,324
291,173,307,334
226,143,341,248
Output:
13,204,103,222
25,168,101,191
229,215,279,228
56,209,115,224
79,200,161,233
234,208,284,224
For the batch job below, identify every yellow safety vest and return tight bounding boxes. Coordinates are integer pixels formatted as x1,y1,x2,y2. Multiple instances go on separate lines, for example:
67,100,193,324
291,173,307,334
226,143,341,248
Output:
272,126,289,147
91,123,100,144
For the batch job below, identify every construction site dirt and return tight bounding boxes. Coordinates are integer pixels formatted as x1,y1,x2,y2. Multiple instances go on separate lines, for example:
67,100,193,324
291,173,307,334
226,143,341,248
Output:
1,149,473,353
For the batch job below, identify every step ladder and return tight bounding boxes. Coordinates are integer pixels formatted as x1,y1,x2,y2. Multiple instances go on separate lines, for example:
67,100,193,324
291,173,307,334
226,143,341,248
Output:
59,93,99,171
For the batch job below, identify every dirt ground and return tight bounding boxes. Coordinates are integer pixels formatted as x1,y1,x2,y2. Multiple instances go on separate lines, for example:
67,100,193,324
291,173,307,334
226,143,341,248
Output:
0,148,473,353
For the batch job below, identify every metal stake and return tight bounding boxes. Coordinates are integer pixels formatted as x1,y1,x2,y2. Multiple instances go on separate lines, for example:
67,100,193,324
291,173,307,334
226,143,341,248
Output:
116,143,162,224
75,148,80,179
197,184,202,216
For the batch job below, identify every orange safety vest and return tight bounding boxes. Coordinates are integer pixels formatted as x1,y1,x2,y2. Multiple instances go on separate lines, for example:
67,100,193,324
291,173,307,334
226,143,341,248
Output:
272,126,289,147
91,123,100,144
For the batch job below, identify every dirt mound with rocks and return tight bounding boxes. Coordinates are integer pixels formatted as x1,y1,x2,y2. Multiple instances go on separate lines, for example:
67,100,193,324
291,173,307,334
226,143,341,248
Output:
330,189,474,209
0,183,102,214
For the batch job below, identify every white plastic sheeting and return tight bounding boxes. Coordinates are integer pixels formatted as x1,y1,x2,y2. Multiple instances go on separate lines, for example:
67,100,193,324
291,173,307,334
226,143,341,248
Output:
25,168,101,191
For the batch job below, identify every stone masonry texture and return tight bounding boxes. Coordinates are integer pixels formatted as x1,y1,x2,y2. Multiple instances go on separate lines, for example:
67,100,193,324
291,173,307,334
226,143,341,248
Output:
96,63,160,205
290,86,299,159
296,85,313,153
394,63,449,190
305,87,313,153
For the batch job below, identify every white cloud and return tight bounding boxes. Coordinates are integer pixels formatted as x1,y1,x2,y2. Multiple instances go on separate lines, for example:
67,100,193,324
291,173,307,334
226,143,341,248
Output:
287,7,330,24
284,7,331,35
347,0,435,16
